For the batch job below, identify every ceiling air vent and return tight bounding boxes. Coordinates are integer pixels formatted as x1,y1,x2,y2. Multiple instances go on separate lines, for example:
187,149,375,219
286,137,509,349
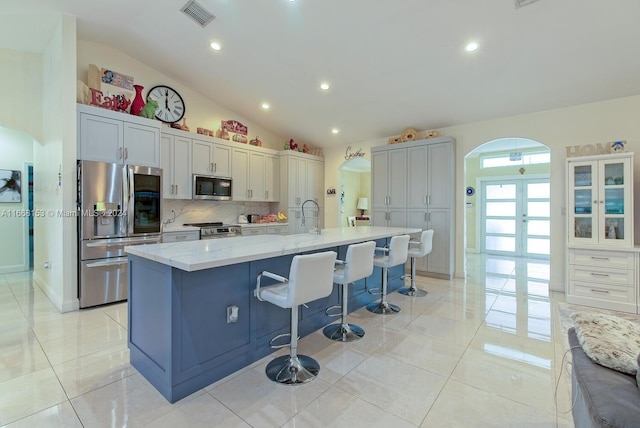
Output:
181,0,216,27
515,0,540,8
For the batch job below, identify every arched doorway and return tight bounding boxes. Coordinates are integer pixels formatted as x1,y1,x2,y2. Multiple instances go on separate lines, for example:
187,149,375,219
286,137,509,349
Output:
465,137,551,258
337,158,371,227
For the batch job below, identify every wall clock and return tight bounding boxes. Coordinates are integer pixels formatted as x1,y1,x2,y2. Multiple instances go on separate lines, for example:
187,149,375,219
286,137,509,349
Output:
147,85,185,123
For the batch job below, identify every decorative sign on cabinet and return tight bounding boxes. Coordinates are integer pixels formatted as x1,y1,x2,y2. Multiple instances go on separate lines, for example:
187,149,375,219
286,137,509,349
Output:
371,136,455,279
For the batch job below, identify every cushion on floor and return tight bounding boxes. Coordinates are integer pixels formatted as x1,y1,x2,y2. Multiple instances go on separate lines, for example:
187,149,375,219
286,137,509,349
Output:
571,311,640,375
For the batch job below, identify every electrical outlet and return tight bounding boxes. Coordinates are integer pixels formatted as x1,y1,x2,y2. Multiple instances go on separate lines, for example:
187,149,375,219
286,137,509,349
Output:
227,305,239,323
44,261,50,269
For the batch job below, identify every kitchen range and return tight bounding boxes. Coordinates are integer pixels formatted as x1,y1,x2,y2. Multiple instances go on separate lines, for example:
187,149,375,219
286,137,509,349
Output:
77,160,162,308
182,222,241,239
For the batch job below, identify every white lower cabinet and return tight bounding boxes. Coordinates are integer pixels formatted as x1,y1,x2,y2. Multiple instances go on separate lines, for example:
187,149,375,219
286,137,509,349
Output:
162,230,200,243
567,248,638,313
267,224,289,235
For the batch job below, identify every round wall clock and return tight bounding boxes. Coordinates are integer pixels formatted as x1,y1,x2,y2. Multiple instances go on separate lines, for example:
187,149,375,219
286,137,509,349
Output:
147,85,185,123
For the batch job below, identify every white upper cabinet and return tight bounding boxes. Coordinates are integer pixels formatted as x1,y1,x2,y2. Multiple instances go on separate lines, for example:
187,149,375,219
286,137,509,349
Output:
192,138,231,177
232,147,279,202
567,153,634,247
78,104,161,167
407,142,453,209
371,148,407,210
160,131,192,199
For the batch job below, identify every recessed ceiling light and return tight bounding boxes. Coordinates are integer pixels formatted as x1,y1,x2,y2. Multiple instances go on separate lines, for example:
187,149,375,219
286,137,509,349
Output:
210,42,222,51
331,128,339,134
261,103,270,110
320,82,330,90
465,42,479,52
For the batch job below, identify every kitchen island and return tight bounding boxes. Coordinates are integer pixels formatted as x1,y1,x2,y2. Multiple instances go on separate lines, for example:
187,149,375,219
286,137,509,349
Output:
126,226,420,402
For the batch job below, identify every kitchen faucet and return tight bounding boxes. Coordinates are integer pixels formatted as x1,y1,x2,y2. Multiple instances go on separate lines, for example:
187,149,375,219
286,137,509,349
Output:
301,199,321,235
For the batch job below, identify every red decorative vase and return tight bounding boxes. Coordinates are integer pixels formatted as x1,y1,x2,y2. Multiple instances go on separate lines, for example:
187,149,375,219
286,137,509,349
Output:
130,84,145,115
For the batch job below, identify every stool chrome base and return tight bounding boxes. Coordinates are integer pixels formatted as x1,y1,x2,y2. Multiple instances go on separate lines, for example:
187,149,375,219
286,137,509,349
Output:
366,301,400,314
323,323,365,342
265,355,320,384
398,286,428,297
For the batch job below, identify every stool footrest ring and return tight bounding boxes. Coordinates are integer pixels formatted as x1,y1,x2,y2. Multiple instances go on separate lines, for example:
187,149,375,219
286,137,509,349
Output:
324,305,342,317
269,333,297,349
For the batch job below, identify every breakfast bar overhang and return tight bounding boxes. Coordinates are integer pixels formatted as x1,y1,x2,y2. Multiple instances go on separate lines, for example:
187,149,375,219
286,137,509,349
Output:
125,226,420,403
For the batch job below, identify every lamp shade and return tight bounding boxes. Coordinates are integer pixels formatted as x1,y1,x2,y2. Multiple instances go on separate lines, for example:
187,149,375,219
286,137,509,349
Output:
357,197,369,210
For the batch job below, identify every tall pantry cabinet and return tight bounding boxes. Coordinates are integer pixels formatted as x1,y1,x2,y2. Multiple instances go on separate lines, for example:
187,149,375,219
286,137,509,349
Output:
279,151,325,234
371,136,455,279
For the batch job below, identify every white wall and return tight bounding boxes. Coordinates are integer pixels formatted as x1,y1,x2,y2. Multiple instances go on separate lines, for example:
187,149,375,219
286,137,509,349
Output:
33,15,78,312
0,49,43,142
77,41,286,150
323,94,640,292
0,127,33,273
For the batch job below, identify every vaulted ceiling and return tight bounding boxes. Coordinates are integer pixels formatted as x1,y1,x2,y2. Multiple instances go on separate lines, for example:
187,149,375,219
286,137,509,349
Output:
3,0,640,148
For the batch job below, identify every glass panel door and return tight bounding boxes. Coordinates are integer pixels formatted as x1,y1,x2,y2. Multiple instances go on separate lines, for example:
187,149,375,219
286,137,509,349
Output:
481,178,550,258
601,160,627,243
569,162,595,243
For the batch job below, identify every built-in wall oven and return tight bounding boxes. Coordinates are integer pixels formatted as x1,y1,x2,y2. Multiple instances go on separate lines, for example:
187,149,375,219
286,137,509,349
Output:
77,160,162,308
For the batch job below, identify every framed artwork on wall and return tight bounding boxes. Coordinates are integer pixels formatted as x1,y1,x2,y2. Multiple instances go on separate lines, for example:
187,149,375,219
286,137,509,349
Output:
0,169,21,202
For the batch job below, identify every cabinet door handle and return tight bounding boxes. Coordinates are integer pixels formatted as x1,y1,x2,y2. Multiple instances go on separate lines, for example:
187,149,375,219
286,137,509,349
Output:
214,163,217,172
388,196,391,205
175,184,178,194
210,163,213,172
590,289,610,294
118,147,123,160
590,256,610,261
590,273,610,277
424,212,427,222
427,195,431,205
125,148,128,160
428,212,431,222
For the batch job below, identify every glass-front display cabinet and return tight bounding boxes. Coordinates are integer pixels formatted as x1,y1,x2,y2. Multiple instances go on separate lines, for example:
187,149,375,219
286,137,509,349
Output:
567,153,634,247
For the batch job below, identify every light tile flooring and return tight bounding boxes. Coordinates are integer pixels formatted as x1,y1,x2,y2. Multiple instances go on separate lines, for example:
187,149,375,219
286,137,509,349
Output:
0,254,575,427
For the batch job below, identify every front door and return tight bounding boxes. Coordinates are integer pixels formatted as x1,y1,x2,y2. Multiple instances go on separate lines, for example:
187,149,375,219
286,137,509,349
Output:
481,178,550,258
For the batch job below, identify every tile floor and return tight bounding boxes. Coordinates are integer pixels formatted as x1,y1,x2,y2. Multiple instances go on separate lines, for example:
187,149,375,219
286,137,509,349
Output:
0,254,575,427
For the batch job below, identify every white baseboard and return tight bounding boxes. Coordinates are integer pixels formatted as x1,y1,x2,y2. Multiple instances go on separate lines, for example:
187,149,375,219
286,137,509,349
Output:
33,271,79,313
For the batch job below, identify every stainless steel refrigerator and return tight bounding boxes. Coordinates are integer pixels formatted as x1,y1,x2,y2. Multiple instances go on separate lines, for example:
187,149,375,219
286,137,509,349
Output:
77,160,162,308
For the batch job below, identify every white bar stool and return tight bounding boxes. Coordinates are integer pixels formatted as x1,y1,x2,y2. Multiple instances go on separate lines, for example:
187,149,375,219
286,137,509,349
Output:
366,234,410,315
399,229,434,297
255,250,337,384
323,241,376,342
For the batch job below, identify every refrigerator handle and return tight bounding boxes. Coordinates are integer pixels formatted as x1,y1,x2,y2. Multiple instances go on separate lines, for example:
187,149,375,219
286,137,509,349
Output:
127,166,135,235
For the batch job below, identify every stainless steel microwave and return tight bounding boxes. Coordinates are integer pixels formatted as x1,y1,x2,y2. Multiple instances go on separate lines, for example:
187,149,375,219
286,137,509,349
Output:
192,175,232,201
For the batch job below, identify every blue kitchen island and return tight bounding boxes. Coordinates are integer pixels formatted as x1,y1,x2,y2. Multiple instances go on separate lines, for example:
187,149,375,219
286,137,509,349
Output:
125,226,419,403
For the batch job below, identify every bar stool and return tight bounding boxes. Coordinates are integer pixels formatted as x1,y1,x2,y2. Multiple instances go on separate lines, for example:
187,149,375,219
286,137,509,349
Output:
323,241,376,342
255,250,337,384
399,229,434,297
366,234,410,315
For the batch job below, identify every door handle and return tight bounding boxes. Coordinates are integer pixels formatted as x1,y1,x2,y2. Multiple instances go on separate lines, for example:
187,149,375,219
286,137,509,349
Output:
427,195,431,205
118,147,123,160
124,148,128,160
214,163,217,172
85,258,128,268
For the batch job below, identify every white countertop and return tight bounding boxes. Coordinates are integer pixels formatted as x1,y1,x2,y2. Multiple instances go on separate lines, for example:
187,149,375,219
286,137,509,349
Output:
126,226,420,272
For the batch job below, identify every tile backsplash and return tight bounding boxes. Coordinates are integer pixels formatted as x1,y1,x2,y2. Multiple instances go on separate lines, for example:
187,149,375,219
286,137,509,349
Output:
162,199,274,225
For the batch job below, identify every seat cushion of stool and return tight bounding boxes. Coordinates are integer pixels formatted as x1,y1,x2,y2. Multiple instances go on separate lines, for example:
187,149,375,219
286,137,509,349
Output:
258,283,291,309
373,255,391,268
408,249,427,258
333,265,347,284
